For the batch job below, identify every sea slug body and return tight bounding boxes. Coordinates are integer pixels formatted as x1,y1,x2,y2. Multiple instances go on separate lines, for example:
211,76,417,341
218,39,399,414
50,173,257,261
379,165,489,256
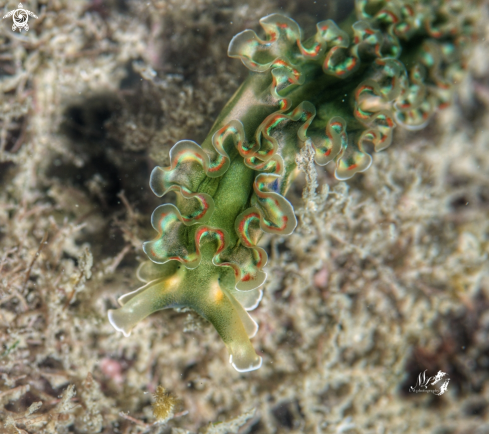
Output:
108,0,475,371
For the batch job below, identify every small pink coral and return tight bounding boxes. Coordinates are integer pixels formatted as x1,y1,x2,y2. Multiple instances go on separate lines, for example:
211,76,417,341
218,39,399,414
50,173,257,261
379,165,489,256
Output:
100,357,123,384
314,267,329,289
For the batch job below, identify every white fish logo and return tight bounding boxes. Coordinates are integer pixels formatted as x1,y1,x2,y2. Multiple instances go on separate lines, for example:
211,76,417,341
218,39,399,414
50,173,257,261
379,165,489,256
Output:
430,370,447,385
409,369,450,396
3,3,38,32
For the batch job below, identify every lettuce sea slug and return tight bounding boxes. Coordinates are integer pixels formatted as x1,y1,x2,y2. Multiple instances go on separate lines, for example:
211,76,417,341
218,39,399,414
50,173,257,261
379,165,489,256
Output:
108,0,476,372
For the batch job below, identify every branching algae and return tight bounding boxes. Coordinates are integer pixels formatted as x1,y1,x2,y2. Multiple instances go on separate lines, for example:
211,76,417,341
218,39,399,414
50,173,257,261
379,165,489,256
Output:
108,0,476,372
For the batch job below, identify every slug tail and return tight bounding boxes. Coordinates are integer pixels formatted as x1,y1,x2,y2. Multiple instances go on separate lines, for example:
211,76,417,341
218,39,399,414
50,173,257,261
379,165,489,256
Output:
196,281,262,372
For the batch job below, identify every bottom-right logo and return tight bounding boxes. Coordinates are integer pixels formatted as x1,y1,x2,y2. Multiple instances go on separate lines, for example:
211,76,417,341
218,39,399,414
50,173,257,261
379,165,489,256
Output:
409,370,450,396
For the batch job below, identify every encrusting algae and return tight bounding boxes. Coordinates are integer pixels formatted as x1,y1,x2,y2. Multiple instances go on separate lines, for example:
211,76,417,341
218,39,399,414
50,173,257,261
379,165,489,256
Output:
152,386,178,423
108,0,478,372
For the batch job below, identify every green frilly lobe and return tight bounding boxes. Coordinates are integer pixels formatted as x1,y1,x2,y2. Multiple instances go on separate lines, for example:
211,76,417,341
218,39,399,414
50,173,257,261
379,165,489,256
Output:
108,0,476,372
